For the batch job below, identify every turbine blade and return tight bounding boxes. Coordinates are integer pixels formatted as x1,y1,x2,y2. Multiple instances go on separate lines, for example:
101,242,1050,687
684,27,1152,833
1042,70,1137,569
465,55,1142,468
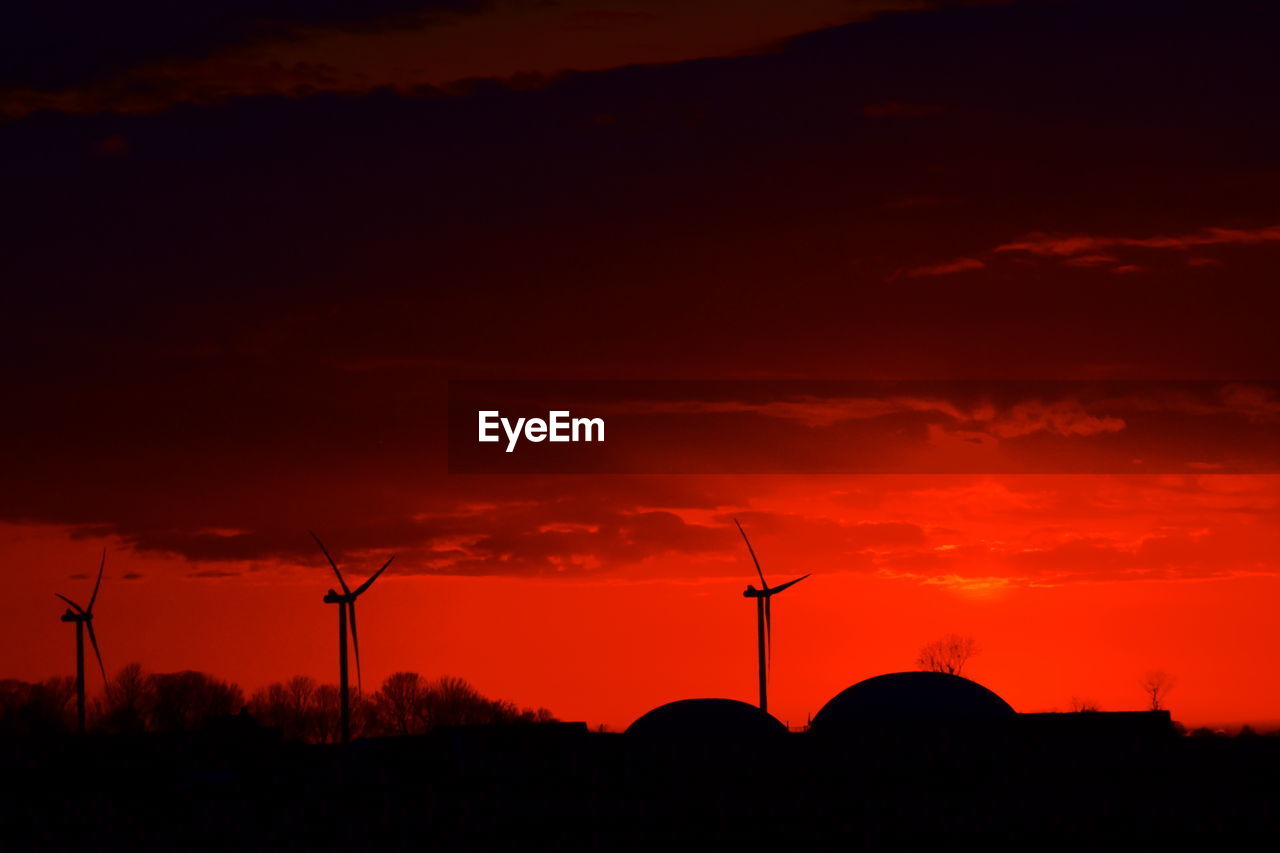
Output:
348,601,362,694
353,554,395,597
765,595,773,671
87,549,106,613
55,594,86,614
85,620,107,684
733,518,769,588
768,573,811,596
310,532,351,594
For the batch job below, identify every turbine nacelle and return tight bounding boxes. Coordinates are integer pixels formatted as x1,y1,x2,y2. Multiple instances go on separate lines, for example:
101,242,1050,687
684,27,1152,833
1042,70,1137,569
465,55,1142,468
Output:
743,577,811,598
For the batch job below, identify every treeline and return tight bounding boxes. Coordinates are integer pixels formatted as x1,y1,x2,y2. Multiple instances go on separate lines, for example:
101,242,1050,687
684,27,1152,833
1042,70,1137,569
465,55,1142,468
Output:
251,672,557,742
0,665,555,741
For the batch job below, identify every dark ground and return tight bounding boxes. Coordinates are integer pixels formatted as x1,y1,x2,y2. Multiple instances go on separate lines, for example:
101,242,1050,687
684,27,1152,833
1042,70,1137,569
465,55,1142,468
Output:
4,722,1280,848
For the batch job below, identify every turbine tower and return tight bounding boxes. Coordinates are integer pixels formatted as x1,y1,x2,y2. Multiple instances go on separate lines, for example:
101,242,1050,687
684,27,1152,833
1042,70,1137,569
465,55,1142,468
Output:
735,519,809,715
56,550,108,735
311,532,395,744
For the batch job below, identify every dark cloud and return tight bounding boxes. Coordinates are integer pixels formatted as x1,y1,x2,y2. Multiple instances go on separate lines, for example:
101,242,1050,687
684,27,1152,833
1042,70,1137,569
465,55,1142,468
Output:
898,224,1280,278
416,506,727,577
187,569,242,578
1,0,490,88
3,0,1279,573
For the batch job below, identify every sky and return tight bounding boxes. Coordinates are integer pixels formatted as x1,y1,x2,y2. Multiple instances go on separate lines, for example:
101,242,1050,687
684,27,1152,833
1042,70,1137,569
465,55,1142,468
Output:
3,0,1280,732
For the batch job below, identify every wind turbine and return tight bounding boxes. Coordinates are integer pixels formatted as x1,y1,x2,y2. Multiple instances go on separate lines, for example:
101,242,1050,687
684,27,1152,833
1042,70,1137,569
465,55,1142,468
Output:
56,550,108,735
311,532,395,744
735,519,809,715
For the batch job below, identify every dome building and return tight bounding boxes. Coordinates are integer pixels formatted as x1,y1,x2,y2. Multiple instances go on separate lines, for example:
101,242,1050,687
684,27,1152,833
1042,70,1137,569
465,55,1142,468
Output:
625,698,788,738
809,672,1016,732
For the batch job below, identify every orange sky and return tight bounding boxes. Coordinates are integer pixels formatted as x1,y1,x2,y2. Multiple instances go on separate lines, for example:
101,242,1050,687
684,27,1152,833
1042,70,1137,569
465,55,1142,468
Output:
7,472,1278,731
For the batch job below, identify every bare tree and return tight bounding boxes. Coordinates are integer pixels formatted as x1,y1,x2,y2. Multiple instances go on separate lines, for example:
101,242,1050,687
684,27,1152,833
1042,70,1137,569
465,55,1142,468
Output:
0,677,76,735
311,685,342,743
95,662,150,733
1069,696,1100,713
251,672,558,741
1141,670,1176,711
250,676,315,741
916,634,978,676
426,675,489,727
148,670,244,732
373,672,428,735
95,665,244,733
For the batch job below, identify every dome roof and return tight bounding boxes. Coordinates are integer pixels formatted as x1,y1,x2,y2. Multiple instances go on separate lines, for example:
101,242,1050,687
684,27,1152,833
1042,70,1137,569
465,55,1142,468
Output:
625,698,788,738
811,672,1016,730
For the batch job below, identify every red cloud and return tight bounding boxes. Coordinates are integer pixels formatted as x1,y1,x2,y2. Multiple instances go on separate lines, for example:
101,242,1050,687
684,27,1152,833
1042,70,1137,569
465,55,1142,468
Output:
995,224,1280,257
606,394,1124,439
902,257,986,277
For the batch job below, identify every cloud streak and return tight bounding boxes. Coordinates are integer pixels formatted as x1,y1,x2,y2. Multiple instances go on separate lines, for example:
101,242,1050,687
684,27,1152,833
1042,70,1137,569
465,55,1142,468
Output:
902,257,986,277
0,0,931,116
995,224,1280,257
593,393,1127,438
906,223,1280,279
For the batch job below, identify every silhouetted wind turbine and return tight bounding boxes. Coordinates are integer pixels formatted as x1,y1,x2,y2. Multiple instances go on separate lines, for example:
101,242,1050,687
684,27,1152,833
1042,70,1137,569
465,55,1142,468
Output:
56,550,108,735
735,519,809,715
311,532,395,744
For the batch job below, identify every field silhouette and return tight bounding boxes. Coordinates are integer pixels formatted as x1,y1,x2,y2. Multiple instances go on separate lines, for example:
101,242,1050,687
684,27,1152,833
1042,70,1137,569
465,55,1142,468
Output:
5,667,1280,846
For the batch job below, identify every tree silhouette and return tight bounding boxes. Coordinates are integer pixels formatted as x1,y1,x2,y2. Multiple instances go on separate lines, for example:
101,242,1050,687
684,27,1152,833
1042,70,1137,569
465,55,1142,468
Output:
248,676,314,741
248,676,348,743
428,675,488,727
916,634,978,676
93,664,245,733
0,677,75,735
148,671,244,731
2,666,558,742
95,663,150,733
248,671,556,741
373,671,429,735
1141,670,1176,711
